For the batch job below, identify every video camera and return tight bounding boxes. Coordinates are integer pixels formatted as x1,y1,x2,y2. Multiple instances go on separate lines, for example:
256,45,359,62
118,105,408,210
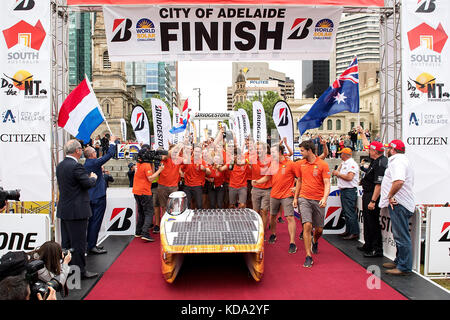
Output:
0,187,20,208
135,145,168,164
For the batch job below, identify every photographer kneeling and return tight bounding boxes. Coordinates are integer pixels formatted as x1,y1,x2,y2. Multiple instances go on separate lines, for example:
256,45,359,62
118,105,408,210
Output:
28,241,72,293
0,275,56,300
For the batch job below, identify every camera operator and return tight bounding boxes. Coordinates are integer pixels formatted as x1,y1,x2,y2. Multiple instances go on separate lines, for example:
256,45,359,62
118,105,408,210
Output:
133,145,164,242
28,241,71,290
0,274,56,300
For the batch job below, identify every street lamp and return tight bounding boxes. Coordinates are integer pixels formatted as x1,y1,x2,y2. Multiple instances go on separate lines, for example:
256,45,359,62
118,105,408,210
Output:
193,87,201,140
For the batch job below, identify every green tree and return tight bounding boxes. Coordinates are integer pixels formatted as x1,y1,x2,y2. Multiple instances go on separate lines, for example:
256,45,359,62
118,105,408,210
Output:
126,94,174,141
233,91,281,132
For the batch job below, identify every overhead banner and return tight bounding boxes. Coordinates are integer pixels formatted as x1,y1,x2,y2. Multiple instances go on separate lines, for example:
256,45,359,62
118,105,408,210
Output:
68,1,384,6
130,105,150,145
402,0,450,204
0,0,51,201
102,5,342,61
273,100,294,158
151,98,171,151
253,101,267,143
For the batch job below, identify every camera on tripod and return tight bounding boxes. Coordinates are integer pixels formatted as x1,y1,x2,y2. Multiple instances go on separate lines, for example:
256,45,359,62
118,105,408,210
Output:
0,187,20,208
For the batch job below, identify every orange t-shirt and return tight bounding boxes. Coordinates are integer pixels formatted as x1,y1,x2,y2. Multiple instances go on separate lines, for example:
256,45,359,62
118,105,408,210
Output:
229,164,250,189
132,162,152,195
158,158,180,187
270,159,297,199
295,157,331,201
208,165,226,187
181,161,206,187
251,157,272,189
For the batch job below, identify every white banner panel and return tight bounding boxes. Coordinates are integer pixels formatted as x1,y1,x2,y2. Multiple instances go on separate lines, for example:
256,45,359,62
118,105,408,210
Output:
130,105,150,145
97,188,136,245
426,207,450,274
238,108,251,141
402,0,450,204
151,98,171,151
0,0,52,201
252,101,267,143
103,5,342,61
0,214,51,257
120,118,127,141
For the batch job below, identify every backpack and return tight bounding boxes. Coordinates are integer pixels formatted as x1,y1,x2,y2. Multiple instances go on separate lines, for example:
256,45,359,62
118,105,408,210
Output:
0,251,29,281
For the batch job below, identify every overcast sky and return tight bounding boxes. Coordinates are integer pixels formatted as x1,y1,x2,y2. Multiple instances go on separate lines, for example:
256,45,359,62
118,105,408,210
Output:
178,60,302,136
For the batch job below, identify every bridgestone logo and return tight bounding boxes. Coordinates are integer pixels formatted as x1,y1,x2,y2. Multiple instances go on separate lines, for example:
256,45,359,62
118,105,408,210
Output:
155,106,164,148
256,109,262,141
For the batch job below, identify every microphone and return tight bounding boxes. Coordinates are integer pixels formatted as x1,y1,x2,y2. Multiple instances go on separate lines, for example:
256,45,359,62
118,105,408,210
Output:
334,165,338,170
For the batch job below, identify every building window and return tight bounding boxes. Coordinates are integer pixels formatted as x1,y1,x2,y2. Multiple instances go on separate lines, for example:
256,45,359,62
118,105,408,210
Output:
327,119,332,130
336,119,342,131
103,51,111,69
351,121,355,129
360,122,364,128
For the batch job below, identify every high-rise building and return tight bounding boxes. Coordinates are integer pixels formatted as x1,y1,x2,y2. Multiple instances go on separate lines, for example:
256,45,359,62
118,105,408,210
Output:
335,13,380,75
302,60,330,98
68,12,92,88
285,77,295,100
125,61,178,108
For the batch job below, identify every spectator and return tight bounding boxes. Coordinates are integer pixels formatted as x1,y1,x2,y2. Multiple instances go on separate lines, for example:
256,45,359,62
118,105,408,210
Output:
332,148,360,240
103,167,114,189
100,133,110,156
0,274,57,300
28,241,71,293
380,140,415,275
127,163,136,187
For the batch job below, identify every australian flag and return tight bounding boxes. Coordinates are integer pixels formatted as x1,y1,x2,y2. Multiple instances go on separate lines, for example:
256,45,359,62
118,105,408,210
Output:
297,57,359,136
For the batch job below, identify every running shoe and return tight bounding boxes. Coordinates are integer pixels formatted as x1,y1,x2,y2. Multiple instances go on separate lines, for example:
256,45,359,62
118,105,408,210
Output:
288,243,297,254
268,234,277,244
303,256,314,268
153,225,160,234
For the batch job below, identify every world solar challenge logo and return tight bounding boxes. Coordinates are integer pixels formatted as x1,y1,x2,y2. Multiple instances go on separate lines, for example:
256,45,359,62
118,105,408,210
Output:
136,18,156,42
313,19,334,40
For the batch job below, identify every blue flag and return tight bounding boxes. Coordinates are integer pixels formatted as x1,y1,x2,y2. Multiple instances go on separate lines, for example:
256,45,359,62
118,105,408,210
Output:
297,57,359,136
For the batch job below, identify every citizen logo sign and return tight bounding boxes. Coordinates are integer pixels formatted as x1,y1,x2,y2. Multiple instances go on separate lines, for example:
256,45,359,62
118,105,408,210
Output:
256,109,262,141
155,106,164,148
406,136,448,146
0,133,46,142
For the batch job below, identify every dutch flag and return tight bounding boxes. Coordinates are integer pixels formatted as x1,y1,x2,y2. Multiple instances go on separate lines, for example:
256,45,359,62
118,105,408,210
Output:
57,77,105,143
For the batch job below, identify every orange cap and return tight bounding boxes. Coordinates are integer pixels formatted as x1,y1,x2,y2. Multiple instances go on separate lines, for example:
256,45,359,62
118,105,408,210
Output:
337,147,352,155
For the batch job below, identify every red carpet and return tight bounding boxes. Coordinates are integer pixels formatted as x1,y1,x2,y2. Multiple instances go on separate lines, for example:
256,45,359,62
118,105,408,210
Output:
85,220,406,300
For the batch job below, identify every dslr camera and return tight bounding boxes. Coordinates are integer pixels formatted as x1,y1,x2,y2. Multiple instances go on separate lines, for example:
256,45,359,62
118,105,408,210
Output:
26,259,63,300
0,187,20,208
135,145,168,163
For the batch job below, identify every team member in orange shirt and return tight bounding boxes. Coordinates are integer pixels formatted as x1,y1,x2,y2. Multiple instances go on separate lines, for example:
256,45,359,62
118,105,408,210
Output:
180,144,210,209
156,144,183,231
268,144,299,254
228,147,251,208
293,140,331,268
250,142,272,231
206,154,227,208
133,146,164,242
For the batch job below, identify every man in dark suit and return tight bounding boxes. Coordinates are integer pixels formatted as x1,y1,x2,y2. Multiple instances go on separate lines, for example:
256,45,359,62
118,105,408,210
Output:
56,139,98,279
83,134,117,255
